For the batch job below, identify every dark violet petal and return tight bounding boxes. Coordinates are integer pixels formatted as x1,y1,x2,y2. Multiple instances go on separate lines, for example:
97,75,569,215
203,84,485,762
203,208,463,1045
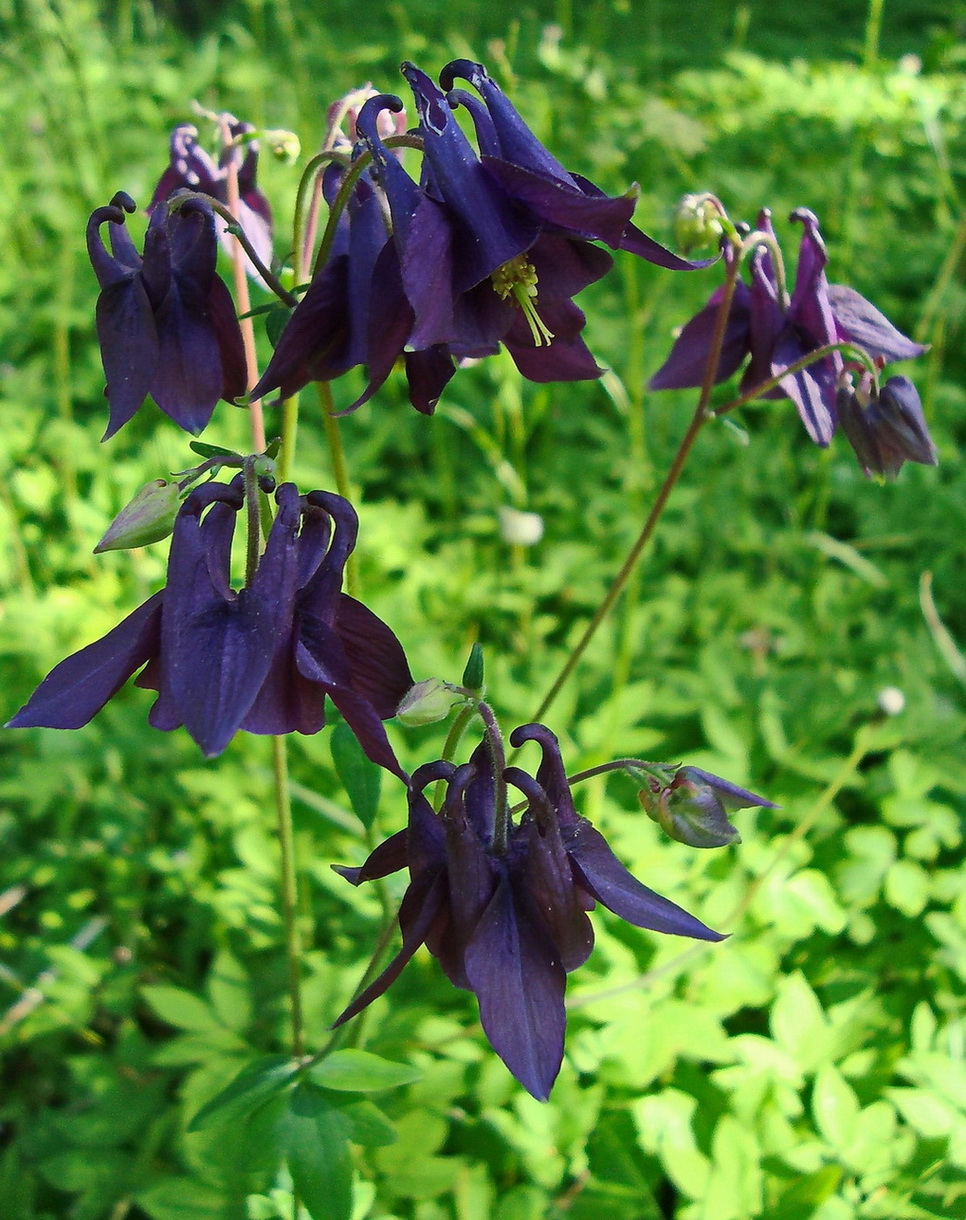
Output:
150,125,222,209
527,233,614,299
505,312,601,383
333,828,408,885
331,869,448,1027
518,818,595,973
149,283,223,434
433,810,497,989
649,282,752,390
95,276,160,439
7,592,163,730
207,274,248,404
682,767,777,810
332,594,414,719
442,60,573,182
508,723,579,827
772,330,837,446
251,256,352,400
565,821,725,942
161,499,276,756
295,615,351,686
326,685,408,781
404,346,456,414
295,498,331,590
87,203,139,287
827,284,927,363
402,62,537,289
445,88,502,158
464,874,566,1101
618,216,718,270
403,196,458,349
343,242,413,414
481,157,634,250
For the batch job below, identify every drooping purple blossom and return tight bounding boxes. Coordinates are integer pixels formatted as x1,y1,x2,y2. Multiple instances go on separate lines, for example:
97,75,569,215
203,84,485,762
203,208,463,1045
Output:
837,374,938,479
8,481,412,776
87,192,247,438
333,723,725,1099
150,121,273,281
649,208,927,449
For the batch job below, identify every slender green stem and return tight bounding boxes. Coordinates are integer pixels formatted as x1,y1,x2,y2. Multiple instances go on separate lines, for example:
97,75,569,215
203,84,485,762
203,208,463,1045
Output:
277,395,299,484
713,340,880,417
272,736,305,1055
315,381,356,594
243,457,261,586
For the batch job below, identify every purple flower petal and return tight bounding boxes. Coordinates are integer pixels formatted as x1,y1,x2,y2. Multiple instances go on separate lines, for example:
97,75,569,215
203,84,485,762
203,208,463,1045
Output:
648,282,752,390
827,284,927,363
7,592,163,730
464,874,566,1101
565,821,725,942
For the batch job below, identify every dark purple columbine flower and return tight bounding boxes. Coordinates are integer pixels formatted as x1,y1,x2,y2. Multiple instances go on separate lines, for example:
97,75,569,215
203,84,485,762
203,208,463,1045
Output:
649,208,926,447
333,724,724,1100
87,192,247,438
8,481,412,777
150,121,273,282
837,374,938,479
438,59,713,273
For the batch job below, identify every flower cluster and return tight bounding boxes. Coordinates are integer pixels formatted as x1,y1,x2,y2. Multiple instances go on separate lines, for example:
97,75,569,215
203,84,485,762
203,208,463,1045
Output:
649,208,935,473
8,481,412,775
253,58,709,415
334,724,741,1099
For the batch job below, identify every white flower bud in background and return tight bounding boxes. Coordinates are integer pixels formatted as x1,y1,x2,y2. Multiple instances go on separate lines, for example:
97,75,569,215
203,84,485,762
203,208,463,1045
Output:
498,506,544,546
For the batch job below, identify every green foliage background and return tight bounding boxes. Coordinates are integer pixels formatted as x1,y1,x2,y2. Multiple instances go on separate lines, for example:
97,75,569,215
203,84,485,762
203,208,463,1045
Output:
0,0,964,1217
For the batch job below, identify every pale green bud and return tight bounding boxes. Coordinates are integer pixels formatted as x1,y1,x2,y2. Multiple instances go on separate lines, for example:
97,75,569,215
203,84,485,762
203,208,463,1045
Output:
94,480,180,553
396,679,464,727
674,194,724,253
262,129,302,164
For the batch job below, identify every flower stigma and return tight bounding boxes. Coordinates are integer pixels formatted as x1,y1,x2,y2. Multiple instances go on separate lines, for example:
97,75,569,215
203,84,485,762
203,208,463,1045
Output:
491,254,555,346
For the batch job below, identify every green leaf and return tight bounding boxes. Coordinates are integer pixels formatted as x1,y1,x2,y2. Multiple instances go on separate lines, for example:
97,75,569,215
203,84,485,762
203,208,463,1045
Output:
330,722,381,829
813,1065,861,1148
188,1056,299,1133
309,1049,420,1093
188,441,241,459
281,1082,354,1220
135,1177,232,1220
142,984,224,1033
207,951,253,1034
331,1098,398,1147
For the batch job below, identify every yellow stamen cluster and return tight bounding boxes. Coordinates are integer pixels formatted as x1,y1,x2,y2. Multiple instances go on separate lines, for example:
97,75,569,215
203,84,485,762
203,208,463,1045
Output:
491,255,555,347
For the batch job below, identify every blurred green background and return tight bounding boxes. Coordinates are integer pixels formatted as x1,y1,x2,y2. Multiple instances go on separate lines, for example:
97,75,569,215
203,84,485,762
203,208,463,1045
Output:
1,0,964,1217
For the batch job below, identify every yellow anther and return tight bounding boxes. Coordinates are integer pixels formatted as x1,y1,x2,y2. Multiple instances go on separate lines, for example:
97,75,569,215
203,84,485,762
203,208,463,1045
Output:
490,255,555,347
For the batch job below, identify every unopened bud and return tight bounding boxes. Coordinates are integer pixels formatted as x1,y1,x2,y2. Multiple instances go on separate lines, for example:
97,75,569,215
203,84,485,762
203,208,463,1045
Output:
396,679,464,727
636,764,775,849
94,480,180,553
674,194,725,253
262,129,301,164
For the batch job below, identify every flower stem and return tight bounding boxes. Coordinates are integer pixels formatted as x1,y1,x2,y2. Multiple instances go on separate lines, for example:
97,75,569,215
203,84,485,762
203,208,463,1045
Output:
272,735,304,1057
315,380,357,595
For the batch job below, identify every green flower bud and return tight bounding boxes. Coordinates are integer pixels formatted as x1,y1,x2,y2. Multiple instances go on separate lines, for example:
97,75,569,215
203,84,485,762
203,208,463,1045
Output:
674,194,725,253
94,480,181,553
396,679,464,727
262,129,302,164
637,765,775,849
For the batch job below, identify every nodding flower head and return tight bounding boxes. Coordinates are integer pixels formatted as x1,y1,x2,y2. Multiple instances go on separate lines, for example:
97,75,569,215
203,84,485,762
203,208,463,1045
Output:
334,722,724,1099
86,191,247,438
9,481,413,775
